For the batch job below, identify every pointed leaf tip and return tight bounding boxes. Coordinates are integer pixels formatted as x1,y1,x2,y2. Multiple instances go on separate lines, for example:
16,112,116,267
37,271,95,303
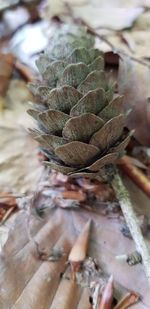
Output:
98,275,113,309
68,219,91,263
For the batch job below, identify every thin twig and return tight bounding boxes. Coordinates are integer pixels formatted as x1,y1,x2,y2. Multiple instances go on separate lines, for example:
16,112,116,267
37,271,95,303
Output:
84,23,150,68
112,169,150,284
118,156,150,198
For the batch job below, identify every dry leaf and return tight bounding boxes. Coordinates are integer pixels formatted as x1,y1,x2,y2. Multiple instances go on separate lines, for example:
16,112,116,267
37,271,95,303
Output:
118,56,150,146
0,79,44,194
44,1,143,30
0,128,44,193
0,179,150,308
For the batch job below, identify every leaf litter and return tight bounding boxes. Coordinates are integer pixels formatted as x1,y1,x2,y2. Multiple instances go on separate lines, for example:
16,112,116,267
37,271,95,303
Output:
0,1,150,309
0,175,150,308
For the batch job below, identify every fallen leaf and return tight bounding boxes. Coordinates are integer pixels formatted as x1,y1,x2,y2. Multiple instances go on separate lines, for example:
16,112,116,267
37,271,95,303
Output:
0,79,44,194
44,1,143,31
0,178,150,308
0,127,44,194
118,56,150,146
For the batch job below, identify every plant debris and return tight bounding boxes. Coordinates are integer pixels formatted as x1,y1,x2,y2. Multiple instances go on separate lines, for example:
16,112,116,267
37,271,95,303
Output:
114,291,140,309
0,2,150,308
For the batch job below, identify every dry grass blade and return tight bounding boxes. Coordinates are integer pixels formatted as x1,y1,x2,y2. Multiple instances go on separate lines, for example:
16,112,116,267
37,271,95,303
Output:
114,291,140,309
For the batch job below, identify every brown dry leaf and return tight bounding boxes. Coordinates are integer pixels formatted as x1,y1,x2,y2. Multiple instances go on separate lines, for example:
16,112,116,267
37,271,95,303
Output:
0,127,44,194
118,56,150,146
0,178,150,309
95,10,150,59
44,1,144,30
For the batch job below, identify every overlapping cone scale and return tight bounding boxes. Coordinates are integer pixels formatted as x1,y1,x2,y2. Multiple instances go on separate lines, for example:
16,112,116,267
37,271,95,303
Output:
28,25,131,178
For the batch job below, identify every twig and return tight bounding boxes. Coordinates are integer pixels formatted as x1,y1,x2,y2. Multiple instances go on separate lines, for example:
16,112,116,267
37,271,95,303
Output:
85,23,150,68
111,169,150,284
64,5,150,69
118,156,150,198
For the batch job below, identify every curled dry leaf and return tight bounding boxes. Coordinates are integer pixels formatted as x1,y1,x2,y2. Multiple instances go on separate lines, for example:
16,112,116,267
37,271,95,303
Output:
0,127,44,194
118,56,150,146
0,78,44,194
114,291,140,309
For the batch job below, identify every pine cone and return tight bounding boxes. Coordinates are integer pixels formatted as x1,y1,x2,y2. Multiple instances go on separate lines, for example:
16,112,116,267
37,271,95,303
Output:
28,25,131,179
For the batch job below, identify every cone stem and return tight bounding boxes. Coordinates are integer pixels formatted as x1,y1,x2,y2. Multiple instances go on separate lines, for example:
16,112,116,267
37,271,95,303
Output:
111,169,150,285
